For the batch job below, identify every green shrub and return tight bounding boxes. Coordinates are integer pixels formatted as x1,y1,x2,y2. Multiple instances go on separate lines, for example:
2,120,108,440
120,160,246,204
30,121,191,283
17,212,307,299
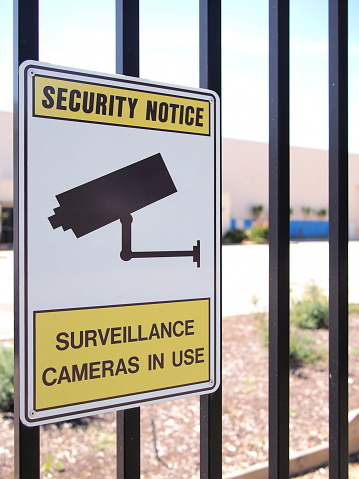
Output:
254,319,324,367
252,292,326,367
0,344,14,412
291,283,328,329
246,223,269,243
222,228,247,244
349,303,359,315
290,331,325,366
251,295,268,346
251,204,263,219
317,208,328,218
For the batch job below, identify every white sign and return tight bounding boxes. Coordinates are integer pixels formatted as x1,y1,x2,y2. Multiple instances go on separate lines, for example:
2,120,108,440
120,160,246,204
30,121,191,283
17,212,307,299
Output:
18,61,220,426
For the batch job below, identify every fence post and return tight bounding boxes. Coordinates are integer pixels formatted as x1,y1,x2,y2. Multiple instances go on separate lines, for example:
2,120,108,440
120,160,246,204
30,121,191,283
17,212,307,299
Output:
13,1,40,478
116,0,140,78
268,1,290,478
199,1,222,478
115,2,141,478
328,1,349,477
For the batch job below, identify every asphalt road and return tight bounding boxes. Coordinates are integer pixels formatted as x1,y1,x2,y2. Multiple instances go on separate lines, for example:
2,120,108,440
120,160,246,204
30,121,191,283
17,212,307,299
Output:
1,241,359,339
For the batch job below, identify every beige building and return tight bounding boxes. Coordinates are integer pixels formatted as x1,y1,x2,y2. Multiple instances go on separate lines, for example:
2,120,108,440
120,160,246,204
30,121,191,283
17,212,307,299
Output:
223,138,359,240
1,111,359,243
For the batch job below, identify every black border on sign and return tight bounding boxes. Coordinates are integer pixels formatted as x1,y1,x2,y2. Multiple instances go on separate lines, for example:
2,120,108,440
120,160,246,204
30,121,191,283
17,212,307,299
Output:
33,298,211,411
32,74,211,136
21,62,220,425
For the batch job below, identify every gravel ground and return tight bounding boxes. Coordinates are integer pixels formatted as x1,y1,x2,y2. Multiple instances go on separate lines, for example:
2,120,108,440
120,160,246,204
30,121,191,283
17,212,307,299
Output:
1,313,359,478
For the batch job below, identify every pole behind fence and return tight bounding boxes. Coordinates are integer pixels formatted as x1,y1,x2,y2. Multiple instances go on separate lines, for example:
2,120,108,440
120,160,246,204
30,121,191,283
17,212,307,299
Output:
115,2,141,478
14,1,40,478
328,1,349,477
268,1,290,478
199,1,222,478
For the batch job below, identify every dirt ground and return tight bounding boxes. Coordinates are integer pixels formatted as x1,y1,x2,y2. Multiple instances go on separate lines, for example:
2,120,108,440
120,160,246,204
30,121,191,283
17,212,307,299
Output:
1,313,359,478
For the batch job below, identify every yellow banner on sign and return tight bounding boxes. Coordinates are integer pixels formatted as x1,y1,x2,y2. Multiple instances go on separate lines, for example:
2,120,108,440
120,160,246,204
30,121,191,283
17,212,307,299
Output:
34,299,210,410
33,75,210,135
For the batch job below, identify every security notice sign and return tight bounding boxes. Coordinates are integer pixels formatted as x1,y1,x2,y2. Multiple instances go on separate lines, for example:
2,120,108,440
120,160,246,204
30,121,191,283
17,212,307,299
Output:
17,61,220,426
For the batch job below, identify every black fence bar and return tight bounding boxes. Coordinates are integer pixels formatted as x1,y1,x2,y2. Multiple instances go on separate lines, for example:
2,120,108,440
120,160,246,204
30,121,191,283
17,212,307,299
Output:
199,1,222,478
328,1,349,478
199,0,222,95
115,2,141,478
116,409,141,479
268,1,290,478
13,1,40,479
116,0,139,78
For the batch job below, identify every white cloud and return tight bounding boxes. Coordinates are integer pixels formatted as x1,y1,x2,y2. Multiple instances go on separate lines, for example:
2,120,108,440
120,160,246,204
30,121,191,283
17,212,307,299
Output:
222,31,268,55
141,28,198,48
291,40,328,55
65,29,115,46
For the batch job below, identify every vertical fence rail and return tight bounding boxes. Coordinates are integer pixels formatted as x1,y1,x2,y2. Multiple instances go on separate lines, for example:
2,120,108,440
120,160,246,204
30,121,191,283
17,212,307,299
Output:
116,408,141,479
199,1,222,478
268,1,290,478
115,2,141,478
328,1,349,478
13,1,40,478
116,0,140,78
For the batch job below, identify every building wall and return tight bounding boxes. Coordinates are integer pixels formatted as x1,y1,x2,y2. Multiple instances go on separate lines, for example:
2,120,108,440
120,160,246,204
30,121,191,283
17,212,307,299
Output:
0,111,13,203
1,113,359,238
223,138,359,239
222,139,268,225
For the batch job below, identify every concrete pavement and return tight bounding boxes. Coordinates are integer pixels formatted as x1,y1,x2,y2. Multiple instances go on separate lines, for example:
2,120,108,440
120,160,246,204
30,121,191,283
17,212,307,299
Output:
1,242,359,339
222,240,359,316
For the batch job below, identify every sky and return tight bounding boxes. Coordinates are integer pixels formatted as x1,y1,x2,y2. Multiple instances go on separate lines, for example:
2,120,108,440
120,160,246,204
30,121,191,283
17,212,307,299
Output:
1,0,359,153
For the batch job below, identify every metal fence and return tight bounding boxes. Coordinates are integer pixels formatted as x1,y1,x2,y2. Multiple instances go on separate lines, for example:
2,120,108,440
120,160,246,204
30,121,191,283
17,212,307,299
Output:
13,0,349,478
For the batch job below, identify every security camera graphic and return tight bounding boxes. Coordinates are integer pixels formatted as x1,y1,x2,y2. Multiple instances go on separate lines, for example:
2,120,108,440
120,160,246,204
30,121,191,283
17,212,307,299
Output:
48,153,200,267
